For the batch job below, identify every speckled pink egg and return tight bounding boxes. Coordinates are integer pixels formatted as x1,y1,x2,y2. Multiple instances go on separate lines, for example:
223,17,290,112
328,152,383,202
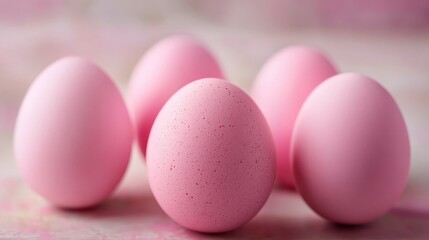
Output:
292,73,410,224
129,35,224,156
14,57,133,209
251,46,337,188
147,78,275,233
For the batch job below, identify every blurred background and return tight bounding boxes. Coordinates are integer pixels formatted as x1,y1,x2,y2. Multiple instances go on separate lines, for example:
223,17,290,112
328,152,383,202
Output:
1,0,429,239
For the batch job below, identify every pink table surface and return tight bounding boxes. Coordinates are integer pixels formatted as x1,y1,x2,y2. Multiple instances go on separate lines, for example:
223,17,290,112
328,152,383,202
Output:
1,9,429,239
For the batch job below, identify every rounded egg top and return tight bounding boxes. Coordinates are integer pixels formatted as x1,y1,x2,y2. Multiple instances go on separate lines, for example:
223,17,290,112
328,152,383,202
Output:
129,35,224,156
292,73,410,224
14,56,133,208
147,78,275,233
252,46,337,188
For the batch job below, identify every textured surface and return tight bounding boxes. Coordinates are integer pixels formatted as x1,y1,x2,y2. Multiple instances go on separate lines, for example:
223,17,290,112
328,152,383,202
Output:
1,1,429,239
147,79,275,233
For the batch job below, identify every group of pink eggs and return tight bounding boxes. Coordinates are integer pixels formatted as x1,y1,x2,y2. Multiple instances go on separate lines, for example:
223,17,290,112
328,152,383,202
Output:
14,35,410,233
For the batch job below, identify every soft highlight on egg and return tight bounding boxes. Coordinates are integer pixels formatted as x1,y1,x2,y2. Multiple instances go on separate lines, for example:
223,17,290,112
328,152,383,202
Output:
251,46,337,188
292,73,410,224
14,56,133,209
129,35,224,157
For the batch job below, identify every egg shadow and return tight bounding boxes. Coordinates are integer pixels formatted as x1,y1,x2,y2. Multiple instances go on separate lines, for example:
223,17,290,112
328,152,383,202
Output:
47,154,170,221
186,209,429,240
41,191,429,240
186,216,299,240
39,170,429,240
53,191,167,221
273,180,298,193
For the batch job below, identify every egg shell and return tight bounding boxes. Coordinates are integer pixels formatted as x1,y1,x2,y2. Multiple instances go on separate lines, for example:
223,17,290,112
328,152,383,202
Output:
147,78,276,233
14,56,133,209
251,46,337,188
129,35,224,156
291,73,410,224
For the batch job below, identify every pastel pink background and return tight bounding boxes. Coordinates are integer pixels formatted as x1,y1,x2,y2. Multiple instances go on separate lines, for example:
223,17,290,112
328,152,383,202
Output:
1,1,429,239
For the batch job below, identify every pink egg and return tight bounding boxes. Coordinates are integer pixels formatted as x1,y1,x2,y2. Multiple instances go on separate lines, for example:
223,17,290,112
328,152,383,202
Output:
129,35,224,156
251,46,337,188
292,73,410,224
14,57,133,209
147,78,275,233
